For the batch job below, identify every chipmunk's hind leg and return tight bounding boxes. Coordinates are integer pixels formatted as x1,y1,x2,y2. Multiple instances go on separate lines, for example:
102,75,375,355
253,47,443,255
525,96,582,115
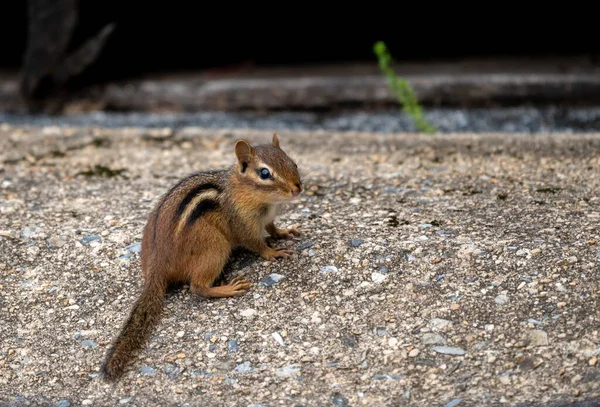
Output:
187,236,251,298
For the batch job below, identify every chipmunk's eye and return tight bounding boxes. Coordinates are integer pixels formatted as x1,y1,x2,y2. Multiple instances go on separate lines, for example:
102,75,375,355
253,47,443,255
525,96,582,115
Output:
259,168,271,180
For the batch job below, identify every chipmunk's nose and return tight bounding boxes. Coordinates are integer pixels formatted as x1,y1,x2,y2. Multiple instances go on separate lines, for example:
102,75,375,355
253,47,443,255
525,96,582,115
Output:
292,183,302,196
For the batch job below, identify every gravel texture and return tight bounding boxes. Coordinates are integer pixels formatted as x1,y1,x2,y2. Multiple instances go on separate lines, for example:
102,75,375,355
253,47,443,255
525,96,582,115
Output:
2,106,600,134
0,125,599,406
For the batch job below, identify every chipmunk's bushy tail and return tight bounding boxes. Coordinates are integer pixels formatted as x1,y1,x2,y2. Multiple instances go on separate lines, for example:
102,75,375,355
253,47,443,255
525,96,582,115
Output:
101,277,166,381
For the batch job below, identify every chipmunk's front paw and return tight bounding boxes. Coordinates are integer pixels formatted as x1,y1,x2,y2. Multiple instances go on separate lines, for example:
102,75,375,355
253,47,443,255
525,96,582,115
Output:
261,247,295,260
273,228,302,240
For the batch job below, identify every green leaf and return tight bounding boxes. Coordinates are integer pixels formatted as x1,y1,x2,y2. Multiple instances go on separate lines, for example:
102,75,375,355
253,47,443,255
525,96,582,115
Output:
373,41,436,134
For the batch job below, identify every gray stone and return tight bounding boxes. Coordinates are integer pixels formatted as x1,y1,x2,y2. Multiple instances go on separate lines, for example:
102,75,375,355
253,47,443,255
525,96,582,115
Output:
528,330,549,347
48,236,67,248
21,226,40,239
125,242,141,253
163,364,180,377
331,392,350,407
371,374,403,380
432,346,466,355
341,332,358,348
421,333,446,345
296,241,314,250
349,239,364,247
80,235,101,245
275,364,300,379
258,273,285,287
141,366,156,375
228,340,239,353
444,399,462,407
429,318,452,331
81,340,97,348
234,361,255,374
192,369,212,377
495,294,509,305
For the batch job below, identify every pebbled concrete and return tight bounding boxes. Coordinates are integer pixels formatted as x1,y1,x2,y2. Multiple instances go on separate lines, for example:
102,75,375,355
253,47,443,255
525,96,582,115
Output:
0,126,599,406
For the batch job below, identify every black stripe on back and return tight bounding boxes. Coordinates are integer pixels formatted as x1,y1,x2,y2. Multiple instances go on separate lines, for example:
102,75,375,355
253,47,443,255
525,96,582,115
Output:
152,171,203,245
186,199,219,227
175,183,222,220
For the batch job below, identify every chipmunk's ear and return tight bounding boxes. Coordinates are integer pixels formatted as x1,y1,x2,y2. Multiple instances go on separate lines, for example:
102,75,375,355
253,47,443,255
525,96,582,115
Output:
235,140,254,172
272,132,280,148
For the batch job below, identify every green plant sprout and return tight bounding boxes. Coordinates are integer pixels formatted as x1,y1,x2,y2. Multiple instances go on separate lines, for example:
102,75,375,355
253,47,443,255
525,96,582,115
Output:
373,41,436,133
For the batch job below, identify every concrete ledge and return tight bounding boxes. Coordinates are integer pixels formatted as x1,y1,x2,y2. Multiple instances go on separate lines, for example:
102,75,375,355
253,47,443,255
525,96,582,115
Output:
1,57,600,112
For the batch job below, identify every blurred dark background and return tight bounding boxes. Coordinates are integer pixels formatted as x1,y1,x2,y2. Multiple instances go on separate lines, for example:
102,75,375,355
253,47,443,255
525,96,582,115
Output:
1,1,598,112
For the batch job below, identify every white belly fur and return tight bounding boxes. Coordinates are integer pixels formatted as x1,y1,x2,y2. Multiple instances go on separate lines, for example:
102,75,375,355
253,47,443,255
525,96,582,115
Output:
264,203,281,226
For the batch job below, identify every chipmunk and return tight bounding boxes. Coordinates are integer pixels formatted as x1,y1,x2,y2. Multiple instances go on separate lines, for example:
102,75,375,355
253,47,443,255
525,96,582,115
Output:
101,132,303,380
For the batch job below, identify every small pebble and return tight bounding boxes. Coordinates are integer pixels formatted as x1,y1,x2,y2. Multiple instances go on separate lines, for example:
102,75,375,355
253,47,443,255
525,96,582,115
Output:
450,304,460,310
176,331,185,338
321,266,338,273
349,239,364,247
259,273,285,287
48,236,67,248
240,309,257,317
81,340,98,348
141,366,156,375
430,318,452,331
566,256,578,264
272,332,285,347
21,226,40,239
408,349,420,358
421,333,446,345
431,346,466,355
444,399,462,407
80,235,101,246
371,272,386,283
528,330,549,347
234,361,254,374
589,357,598,366
228,340,239,353
494,294,509,305
125,242,141,253
275,364,300,379
372,374,402,380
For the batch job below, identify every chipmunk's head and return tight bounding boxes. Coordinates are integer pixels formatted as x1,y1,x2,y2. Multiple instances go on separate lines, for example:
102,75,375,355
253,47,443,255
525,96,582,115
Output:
234,132,302,203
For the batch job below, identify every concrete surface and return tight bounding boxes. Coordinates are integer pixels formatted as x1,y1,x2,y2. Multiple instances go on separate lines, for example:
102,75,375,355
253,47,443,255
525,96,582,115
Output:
0,125,599,407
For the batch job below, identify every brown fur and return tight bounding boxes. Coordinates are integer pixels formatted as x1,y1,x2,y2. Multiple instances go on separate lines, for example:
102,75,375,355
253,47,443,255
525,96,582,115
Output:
101,133,303,381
